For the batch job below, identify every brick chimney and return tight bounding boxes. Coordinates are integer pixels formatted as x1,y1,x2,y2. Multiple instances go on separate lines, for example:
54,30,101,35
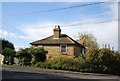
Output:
53,25,61,39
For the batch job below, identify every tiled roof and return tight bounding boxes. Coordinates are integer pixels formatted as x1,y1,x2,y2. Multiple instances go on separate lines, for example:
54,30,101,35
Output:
30,34,84,48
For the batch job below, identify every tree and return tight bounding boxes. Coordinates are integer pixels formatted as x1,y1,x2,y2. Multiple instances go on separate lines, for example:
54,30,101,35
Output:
28,47,48,64
1,39,15,50
1,39,16,65
16,46,48,66
2,48,16,65
77,32,98,48
16,48,32,66
80,47,120,75
99,48,120,74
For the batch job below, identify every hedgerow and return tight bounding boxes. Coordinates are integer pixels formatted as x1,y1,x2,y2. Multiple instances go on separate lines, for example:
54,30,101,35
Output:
35,47,120,75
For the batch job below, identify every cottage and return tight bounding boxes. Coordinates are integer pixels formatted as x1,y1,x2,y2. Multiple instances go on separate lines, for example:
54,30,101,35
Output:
30,25,85,58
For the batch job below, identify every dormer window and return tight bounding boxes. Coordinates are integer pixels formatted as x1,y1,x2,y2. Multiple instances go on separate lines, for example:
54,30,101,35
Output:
60,44,67,54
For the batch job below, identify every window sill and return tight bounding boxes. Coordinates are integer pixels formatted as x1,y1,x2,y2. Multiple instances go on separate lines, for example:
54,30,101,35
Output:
61,53,67,55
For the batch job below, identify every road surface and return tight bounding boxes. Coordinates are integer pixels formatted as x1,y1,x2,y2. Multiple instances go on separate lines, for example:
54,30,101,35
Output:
1,65,120,81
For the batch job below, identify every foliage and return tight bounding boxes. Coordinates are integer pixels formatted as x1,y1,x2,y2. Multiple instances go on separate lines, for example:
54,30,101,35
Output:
2,48,16,65
1,39,15,65
98,49,120,75
35,57,86,72
16,47,48,66
83,47,120,75
77,32,98,48
16,48,32,66
1,39,15,50
35,48,120,75
28,47,48,64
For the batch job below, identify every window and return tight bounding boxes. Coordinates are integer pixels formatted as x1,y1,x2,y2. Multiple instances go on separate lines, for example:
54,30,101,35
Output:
60,44,67,54
38,45,43,48
82,48,85,54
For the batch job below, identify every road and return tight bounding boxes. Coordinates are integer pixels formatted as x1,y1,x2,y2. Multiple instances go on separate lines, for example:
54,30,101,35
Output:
1,65,120,81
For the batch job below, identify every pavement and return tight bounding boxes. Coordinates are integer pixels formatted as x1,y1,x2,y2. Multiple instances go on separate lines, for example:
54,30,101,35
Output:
1,65,120,81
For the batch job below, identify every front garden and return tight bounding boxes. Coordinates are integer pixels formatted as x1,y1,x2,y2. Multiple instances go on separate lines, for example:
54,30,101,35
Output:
16,46,120,75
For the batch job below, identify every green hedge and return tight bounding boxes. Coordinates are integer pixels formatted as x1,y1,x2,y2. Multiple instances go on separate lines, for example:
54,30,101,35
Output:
35,57,87,72
35,48,120,75
16,47,48,66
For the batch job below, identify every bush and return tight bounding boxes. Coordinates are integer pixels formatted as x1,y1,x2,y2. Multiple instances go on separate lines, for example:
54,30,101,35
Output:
82,47,120,75
18,46,120,75
2,48,16,65
99,49,120,75
16,47,48,66
35,57,86,72
16,48,32,66
28,47,48,65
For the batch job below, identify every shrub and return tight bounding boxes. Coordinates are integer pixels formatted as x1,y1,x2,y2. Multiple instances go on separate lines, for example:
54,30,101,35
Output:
35,57,86,72
81,47,120,75
16,48,32,66
28,47,48,64
99,49,120,75
2,48,16,65
16,47,48,66
30,47,120,75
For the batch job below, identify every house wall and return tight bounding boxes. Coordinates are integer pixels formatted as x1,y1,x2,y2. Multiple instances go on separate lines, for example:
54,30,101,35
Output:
43,45,74,58
35,44,83,58
67,45,74,56
74,45,82,57
43,45,60,56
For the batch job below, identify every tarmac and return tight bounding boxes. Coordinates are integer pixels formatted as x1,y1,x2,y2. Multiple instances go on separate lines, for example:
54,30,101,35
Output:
1,65,120,80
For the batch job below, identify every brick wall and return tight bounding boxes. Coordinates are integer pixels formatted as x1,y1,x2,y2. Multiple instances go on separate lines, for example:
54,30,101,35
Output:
43,45,60,57
43,45,74,58
74,45,82,57
67,45,74,56
36,44,82,58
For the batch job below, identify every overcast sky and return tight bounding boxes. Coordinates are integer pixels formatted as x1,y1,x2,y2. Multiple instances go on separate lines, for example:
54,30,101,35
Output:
1,0,119,51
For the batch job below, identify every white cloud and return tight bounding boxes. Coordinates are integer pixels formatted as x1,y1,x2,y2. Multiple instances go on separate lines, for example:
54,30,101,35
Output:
18,2,118,51
14,45,29,51
19,19,118,50
104,2,118,19
0,29,30,39
0,29,16,38
19,21,61,40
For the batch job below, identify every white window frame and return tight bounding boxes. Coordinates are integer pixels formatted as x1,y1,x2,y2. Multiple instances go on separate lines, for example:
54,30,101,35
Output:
60,44,67,54
82,48,85,54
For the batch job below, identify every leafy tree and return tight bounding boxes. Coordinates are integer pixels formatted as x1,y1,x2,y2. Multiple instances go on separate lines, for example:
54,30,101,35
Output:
1,39,15,65
82,47,120,75
99,48,120,74
28,47,48,65
16,47,48,66
16,48,32,66
77,32,98,48
1,39,15,50
2,48,16,65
